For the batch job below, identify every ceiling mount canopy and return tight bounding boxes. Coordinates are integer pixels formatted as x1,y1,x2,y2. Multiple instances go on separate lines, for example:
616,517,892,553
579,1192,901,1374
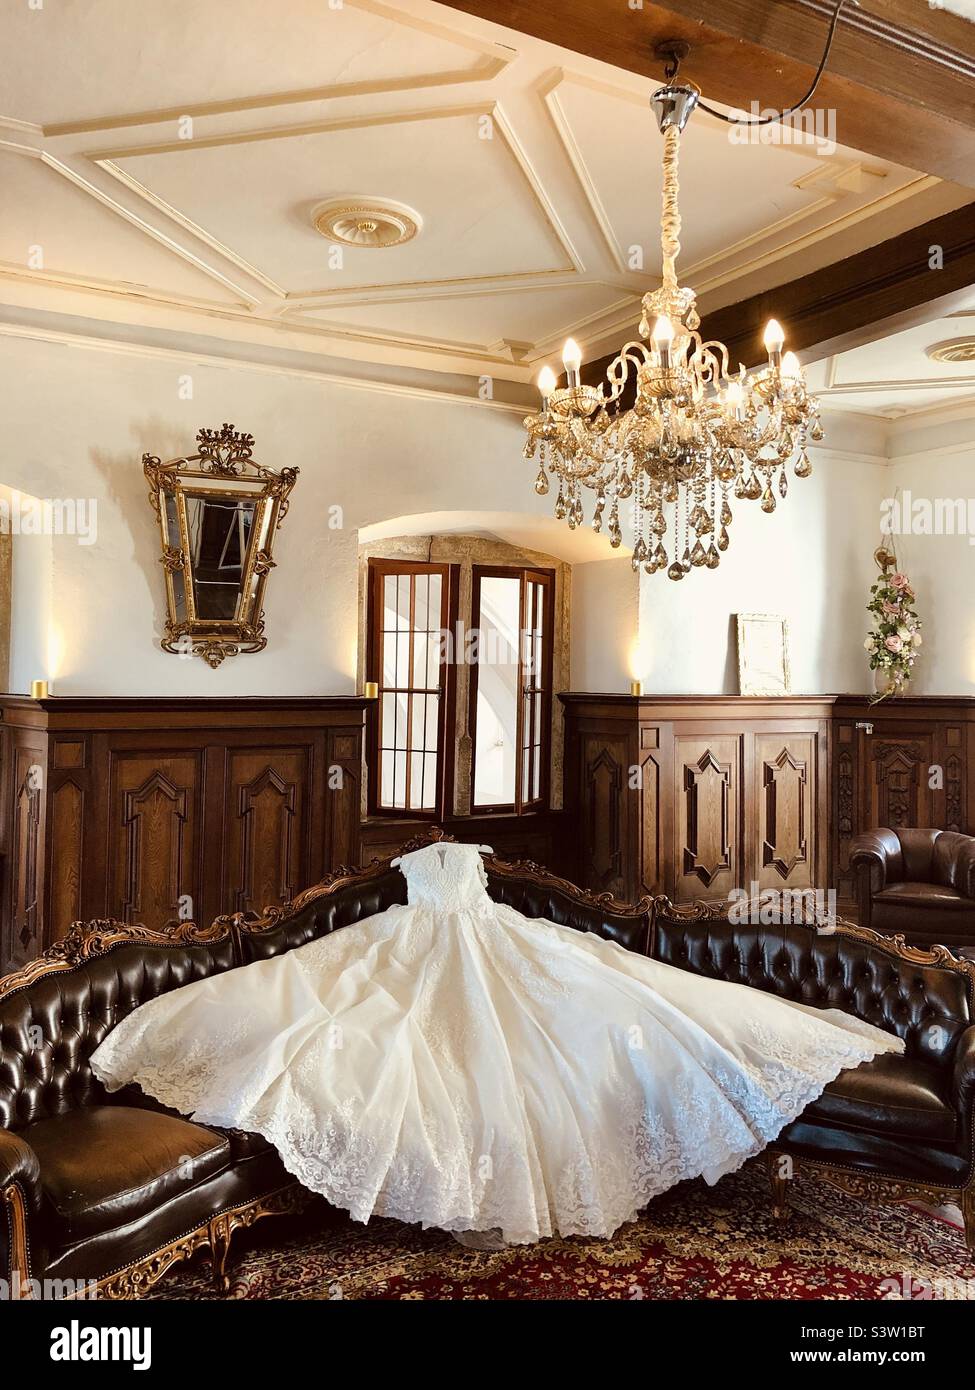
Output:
313,199,421,249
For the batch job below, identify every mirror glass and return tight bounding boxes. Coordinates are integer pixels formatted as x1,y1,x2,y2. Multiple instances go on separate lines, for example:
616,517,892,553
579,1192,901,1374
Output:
184,494,256,621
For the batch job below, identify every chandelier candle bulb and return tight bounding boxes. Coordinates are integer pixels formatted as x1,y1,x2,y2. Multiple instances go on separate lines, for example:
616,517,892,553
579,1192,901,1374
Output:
537,365,557,409
562,338,582,388
763,319,785,366
652,315,675,369
30,679,49,700
781,351,802,382
724,381,743,417
363,681,379,701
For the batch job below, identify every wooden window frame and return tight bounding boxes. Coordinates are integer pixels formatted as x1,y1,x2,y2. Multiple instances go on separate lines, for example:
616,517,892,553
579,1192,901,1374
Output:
366,558,456,819
468,565,554,817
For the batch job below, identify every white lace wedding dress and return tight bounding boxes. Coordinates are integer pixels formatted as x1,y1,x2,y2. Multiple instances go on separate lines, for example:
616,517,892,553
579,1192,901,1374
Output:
91,842,902,1245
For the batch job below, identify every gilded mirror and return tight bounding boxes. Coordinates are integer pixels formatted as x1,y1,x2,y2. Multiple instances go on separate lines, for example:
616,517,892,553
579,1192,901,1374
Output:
144,424,298,668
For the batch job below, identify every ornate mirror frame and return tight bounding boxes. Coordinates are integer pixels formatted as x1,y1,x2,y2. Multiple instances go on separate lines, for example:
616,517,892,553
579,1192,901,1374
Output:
143,424,298,669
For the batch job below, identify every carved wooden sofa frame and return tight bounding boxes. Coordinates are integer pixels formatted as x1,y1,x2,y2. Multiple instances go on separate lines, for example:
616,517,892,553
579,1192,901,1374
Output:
2,828,973,1299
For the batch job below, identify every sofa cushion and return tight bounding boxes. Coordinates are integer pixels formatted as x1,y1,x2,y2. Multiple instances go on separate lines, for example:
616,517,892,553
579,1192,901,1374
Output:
874,882,972,911
801,1054,956,1143
24,1105,231,1242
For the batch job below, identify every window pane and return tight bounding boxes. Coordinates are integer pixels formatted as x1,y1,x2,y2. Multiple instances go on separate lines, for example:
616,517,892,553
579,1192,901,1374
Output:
422,753,438,811
380,692,397,749
473,575,520,807
411,691,428,753
426,631,441,688
383,575,398,631
427,574,442,629
413,632,429,689
381,749,395,806
396,574,411,630
413,572,430,630
392,750,407,808
373,563,447,814
394,691,408,749
392,633,408,688
382,637,397,687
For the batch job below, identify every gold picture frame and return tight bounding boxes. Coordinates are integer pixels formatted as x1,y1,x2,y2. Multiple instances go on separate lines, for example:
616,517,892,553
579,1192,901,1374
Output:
144,424,297,668
736,613,791,696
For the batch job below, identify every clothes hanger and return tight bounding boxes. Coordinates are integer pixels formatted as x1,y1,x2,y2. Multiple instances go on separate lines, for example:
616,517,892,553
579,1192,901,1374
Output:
391,843,494,868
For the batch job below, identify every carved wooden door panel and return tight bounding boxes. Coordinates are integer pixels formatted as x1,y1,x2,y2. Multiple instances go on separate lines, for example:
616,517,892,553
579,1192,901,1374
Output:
225,748,309,915
109,753,202,930
755,733,815,893
865,734,934,833
674,736,740,902
8,735,47,969
581,735,627,898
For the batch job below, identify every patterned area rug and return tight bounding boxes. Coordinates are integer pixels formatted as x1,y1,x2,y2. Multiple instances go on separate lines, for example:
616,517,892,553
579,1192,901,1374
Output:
150,1161,973,1300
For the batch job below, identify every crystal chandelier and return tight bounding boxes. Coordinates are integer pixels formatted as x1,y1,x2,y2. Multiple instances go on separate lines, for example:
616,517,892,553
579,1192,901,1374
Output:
523,80,823,580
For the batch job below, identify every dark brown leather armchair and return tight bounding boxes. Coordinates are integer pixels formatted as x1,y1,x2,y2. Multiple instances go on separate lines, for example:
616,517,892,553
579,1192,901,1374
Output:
2,834,973,1301
0,922,302,1300
850,828,975,948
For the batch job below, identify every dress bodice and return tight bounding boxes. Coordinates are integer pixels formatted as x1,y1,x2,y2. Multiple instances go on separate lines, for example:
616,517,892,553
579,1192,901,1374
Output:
397,843,491,912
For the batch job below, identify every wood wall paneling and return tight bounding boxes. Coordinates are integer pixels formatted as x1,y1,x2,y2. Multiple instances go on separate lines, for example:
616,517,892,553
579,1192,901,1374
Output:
755,733,814,893
0,698,367,973
676,737,739,902
226,749,306,917
10,734,46,968
111,754,200,930
561,696,832,906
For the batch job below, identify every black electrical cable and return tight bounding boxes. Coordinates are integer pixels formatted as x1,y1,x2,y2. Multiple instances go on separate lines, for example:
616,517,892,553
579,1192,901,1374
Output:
694,0,851,126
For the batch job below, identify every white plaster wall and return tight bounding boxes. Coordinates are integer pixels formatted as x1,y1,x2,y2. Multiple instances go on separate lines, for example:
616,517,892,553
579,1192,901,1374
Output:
4,332,944,701
0,485,53,694
636,453,885,695
570,556,640,693
886,448,975,696
0,334,552,695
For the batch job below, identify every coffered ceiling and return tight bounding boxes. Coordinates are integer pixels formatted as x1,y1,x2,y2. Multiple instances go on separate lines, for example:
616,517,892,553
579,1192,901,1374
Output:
806,297,975,420
0,0,966,389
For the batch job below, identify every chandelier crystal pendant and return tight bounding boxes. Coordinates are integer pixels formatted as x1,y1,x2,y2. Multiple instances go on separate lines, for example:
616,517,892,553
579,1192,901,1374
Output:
523,80,823,580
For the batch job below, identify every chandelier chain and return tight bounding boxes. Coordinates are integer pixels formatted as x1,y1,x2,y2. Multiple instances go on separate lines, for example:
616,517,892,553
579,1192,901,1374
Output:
660,126,682,288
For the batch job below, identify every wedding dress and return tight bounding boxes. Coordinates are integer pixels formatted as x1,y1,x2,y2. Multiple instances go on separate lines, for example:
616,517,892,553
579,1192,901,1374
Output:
90,842,902,1245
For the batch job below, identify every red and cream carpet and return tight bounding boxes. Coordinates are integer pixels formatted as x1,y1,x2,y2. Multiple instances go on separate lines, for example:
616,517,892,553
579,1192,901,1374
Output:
151,1161,973,1301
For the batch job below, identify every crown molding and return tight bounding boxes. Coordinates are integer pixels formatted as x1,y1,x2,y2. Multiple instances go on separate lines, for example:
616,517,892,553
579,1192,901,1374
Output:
0,315,533,415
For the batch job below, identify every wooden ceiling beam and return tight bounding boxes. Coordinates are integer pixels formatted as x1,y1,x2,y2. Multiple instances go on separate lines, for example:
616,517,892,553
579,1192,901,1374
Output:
577,199,975,400
441,0,975,185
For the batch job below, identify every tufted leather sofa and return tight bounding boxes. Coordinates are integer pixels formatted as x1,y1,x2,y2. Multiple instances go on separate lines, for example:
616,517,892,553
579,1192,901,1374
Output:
652,902,975,1242
851,828,975,948
2,837,973,1300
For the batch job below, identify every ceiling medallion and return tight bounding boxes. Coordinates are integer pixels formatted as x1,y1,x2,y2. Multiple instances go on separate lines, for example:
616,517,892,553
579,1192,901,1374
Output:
313,200,420,249
927,339,975,365
523,75,822,580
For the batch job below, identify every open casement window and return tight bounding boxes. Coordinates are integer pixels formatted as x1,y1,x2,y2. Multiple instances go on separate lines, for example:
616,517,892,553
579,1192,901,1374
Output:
368,560,452,817
470,567,554,814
